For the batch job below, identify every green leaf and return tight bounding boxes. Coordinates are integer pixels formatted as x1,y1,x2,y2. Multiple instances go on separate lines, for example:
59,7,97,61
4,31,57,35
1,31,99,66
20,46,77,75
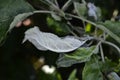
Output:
0,0,35,44
97,21,120,44
103,21,120,37
96,7,102,21
9,12,34,31
82,56,103,80
68,69,78,80
73,2,87,17
47,16,70,36
100,57,118,73
56,46,95,67
94,22,120,43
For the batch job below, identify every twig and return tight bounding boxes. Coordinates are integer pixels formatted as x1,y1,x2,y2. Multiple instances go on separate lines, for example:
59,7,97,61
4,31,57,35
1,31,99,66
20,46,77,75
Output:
102,41,120,55
45,0,60,10
33,10,52,14
61,0,73,11
44,0,65,17
54,0,59,7
100,44,105,63
65,13,120,44
82,21,86,29
82,0,86,4
66,21,79,38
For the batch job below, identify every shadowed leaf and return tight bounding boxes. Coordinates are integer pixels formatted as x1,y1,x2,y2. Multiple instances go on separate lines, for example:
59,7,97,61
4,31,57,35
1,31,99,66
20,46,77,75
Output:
57,46,95,67
0,0,35,44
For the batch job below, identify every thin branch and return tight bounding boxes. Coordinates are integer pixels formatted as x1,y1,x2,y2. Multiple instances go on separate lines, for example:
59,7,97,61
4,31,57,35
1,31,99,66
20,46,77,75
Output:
66,21,79,38
100,44,105,63
66,13,120,44
33,10,52,14
45,0,60,10
102,41,120,55
82,21,86,29
82,0,86,4
54,0,59,7
89,37,120,55
61,0,73,11
44,0,65,17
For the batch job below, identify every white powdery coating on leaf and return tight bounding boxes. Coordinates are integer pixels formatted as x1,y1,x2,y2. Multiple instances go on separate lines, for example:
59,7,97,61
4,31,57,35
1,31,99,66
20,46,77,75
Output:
23,26,86,53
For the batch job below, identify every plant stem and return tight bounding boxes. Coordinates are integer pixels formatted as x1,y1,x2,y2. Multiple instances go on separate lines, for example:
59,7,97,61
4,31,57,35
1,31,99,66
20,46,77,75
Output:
100,44,105,63
33,10,52,14
102,41,120,55
61,0,72,11
66,13,120,44
54,0,59,7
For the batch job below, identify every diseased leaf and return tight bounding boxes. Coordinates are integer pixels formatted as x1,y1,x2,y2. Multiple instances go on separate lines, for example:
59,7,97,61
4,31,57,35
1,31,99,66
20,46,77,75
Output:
23,26,86,53
0,0,35,44
56,46,95,67
82,56,103,80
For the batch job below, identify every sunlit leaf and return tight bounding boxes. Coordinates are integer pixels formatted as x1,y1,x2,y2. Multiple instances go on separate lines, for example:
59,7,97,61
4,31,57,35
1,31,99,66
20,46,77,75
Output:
23,26,86,53
56,46,95,67
0,0,35,44
82,56,103,80
85,23,92,33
